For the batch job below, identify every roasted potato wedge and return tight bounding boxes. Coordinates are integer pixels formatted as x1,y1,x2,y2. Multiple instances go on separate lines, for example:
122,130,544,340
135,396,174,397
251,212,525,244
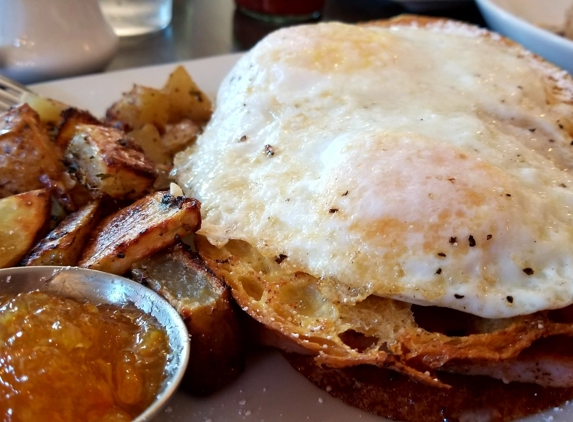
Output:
55,107,102,151
0,189,51,268
78,191,201,274
21,201,103,266
162,65,212,124
25,94,68,129
129,124,173,190
161,119,201,156
105,85,170,132
131,243,244,395
129,123,172,168
66,124,157,201
0,104,69,200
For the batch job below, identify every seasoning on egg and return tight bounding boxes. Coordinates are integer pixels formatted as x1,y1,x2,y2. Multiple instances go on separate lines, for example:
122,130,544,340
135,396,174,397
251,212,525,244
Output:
468,235,476,247
275,254,288,264
264,144,275,156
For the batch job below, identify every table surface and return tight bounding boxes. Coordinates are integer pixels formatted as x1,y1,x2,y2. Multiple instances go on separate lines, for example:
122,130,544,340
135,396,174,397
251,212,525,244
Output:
105,0,486,73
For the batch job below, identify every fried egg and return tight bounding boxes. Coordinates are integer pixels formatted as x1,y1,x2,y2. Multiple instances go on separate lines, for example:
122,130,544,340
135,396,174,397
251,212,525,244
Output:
174,21,573,319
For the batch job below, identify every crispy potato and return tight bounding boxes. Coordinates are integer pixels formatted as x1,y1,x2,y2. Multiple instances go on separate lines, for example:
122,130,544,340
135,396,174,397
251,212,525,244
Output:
55,107,102,151
25,94,68,128
21,201,102,266
66,124,157,201
129,123,172,167
105,85,170,132
0,189,51,268
131,243,244,395
0,104,69,200
78,191,201,275
161,119,201,155
162,65,212,124
129,124,173,190
163,66,213,123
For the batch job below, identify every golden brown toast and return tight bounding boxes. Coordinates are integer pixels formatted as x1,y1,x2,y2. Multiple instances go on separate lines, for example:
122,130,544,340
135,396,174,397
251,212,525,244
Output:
131,243,244,395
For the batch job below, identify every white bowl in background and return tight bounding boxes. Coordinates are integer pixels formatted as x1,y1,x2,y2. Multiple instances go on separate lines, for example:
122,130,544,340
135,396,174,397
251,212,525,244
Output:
475,0,573,74
0,0,118,84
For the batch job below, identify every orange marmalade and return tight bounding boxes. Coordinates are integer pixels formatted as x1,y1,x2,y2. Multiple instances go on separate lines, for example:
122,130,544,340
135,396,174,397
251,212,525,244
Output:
0,291,170,422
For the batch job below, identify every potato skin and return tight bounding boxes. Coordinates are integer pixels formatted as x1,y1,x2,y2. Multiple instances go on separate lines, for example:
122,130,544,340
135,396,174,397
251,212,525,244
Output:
0,105,68,200
163,65,212,124
21,201,102,266
131,243,245,395
0,189,51,268
55,107,102,151
78,191,201,275
105,85,170,132
66,124,157,201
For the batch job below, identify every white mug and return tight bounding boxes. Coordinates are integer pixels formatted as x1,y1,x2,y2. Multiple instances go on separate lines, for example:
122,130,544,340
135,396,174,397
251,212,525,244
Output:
0,0,118,84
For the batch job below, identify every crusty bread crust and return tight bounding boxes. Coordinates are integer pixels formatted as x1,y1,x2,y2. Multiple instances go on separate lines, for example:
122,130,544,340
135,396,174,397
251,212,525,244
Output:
286,352,573,422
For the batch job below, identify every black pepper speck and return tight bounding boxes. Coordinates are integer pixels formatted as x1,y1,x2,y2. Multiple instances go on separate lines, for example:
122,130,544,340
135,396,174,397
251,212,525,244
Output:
468,235,476,247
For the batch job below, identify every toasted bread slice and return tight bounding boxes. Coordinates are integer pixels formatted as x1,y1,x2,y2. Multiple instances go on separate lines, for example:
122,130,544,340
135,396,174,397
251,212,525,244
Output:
79,191,200,275
131,242,244,395
285,352,573,422
196,236,573,388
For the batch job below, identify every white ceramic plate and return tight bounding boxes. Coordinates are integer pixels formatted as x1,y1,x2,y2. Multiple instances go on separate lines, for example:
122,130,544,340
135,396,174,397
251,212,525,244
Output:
31,55,573,422
475,0,573,74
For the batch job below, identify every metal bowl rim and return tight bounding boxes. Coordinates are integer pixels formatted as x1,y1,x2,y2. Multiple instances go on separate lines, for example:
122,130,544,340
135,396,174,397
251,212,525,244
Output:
0,265,190,421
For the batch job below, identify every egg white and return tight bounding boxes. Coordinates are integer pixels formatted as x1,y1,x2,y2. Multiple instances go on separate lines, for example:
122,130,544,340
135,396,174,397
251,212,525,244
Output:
174,22,573,318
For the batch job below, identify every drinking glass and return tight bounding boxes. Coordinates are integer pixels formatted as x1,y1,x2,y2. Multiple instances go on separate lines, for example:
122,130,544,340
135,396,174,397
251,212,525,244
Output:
99,0,173,37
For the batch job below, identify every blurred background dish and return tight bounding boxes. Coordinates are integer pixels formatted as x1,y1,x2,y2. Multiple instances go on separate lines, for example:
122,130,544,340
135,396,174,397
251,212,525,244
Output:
0,0,118,84
391,0,472,12
475,0,573,74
